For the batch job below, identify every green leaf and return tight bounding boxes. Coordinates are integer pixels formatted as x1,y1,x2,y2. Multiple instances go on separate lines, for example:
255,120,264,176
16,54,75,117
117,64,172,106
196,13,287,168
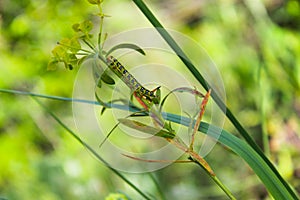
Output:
101,70,115,85
72,23,80,32
51,49,78,70
87,0,101,5
118,118,175,139
198,122,296,200
81,20,93,34
91,56,114,86
59,38,71,47
57,37,81,53
69,37,81,53
106,43,146,56
72,20,93,35
51,45,67,59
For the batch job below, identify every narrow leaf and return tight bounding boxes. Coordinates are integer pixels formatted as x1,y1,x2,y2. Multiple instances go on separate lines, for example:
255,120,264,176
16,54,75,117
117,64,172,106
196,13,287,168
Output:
106,43,146,56
118,118,175,139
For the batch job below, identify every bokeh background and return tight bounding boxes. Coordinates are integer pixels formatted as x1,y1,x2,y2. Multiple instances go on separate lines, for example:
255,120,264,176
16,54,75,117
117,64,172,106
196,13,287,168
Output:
0,0,299,199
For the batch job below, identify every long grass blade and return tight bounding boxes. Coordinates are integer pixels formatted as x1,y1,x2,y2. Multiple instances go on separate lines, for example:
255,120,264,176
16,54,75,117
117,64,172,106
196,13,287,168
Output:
131,1,298,199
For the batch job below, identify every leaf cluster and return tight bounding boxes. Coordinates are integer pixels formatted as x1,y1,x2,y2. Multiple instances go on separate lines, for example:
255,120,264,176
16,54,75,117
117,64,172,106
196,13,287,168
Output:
48,20,94,70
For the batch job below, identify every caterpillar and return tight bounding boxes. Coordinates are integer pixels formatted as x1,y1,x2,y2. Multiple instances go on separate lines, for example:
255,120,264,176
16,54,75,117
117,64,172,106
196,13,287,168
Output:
106,56,160,101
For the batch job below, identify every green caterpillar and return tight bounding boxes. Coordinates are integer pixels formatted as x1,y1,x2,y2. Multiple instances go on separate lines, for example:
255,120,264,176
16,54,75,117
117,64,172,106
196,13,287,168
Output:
106,56,160,102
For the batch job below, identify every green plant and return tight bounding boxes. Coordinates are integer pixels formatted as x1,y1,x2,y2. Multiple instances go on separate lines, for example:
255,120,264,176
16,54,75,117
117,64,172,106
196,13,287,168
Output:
0,0,299,199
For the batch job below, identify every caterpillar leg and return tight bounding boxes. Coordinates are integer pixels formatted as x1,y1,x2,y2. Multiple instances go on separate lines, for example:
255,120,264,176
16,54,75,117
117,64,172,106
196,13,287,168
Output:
133,92,150,111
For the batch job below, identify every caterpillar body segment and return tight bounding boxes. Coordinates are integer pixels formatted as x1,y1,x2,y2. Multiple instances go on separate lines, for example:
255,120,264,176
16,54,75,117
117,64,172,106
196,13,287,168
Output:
106,56,160,105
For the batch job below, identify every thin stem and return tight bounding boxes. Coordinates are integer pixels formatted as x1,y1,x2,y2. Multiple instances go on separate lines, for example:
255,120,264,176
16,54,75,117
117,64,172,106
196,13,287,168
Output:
190,89,211,150
97,53,106,63
98,3,104,50
76,52,91,56
189,154,236,200
82,38,96,52
211,176,237,200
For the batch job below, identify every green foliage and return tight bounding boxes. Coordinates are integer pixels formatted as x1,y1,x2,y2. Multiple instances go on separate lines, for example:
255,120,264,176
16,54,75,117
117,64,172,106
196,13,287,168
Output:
1,0,300,199
72,20,94,34
49,37,81,70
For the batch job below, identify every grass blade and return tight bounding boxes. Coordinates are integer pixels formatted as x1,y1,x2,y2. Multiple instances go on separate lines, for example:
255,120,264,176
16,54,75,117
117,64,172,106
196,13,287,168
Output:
131,1,298,198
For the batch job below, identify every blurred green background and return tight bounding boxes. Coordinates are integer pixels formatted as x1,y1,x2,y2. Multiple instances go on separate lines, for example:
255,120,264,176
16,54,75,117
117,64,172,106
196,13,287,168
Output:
0,0,300,199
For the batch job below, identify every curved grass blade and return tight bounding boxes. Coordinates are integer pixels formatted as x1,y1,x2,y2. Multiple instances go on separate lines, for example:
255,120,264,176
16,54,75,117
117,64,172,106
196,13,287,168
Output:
106,43,146,56
200,122,295,200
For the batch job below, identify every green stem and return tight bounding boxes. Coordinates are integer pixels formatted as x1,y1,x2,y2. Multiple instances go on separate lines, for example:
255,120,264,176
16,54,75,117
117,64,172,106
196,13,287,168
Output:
97,4,103,50
82,38,96,51
189,154,236,199
131,1,298,199
211,176,236,200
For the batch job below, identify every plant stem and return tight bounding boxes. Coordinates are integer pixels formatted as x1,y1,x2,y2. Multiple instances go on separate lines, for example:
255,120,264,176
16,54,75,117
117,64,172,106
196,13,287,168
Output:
211,176,236,200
